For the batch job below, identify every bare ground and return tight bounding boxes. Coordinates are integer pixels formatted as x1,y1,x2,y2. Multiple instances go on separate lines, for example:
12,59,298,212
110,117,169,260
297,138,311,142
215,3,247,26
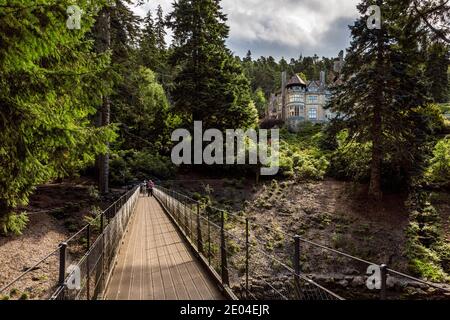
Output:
0,179,124,300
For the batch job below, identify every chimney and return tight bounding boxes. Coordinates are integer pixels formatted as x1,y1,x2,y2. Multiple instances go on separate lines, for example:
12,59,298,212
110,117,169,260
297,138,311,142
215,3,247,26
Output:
320,71,326,86
281,71,287,121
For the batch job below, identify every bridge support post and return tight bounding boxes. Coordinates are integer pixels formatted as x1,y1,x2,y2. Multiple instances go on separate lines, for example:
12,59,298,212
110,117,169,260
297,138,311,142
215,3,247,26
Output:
196,203,204,254
207,209,211,266
100,213,105,295
293,235,302,299
245,218,250,299
220,211,230,286
58,242,67,287
380,264,387,300
86,225,91,300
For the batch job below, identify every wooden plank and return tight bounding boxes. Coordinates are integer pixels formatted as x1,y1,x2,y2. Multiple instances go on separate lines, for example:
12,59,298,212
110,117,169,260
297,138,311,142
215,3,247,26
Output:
104,195,224,300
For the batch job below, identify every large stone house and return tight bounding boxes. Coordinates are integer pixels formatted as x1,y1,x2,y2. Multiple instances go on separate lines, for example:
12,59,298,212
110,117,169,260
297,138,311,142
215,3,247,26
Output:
268,71,335,131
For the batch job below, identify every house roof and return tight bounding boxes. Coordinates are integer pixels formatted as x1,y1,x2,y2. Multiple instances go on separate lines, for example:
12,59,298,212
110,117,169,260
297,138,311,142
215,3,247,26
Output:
286,74,307,88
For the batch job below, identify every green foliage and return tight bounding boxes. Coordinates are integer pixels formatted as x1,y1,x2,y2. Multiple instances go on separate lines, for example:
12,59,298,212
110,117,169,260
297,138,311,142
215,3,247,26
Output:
277,126,330,180
87,186,100,201
0,1,114,229
329,130,372,182
18,293,29,300
110,150,176,186
167,0,258,130
241,52,335,97
252,87,267,119
84,211,102,232
405,190,450,282
425,42,450,104
329,0,440,196
1,212,29,236
112,67,176,152
425,137,450,186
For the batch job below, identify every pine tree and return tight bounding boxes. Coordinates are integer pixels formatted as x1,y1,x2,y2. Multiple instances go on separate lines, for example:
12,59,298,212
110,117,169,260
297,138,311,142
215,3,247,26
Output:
330,0,435,199
93,5,112,194
425,42,450,103
155,5,167,51
167,0,257,130
139,9,158,69
0,0,114,232
243,50,252,63
93,0,141,194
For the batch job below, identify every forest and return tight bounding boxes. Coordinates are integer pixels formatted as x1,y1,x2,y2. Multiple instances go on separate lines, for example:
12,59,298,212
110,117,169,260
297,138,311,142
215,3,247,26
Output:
0,0,450,293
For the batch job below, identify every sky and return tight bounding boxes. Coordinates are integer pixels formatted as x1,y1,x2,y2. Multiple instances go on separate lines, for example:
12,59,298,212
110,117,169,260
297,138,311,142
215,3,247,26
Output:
131,0,361,60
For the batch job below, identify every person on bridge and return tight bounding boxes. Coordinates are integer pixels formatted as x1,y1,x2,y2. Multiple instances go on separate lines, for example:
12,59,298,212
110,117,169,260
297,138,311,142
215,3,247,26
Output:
147,180,154,197
141,180,147,195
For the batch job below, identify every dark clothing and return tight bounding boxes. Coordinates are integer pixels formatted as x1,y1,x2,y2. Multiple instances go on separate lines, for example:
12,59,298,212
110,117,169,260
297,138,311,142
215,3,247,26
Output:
147,181,154,197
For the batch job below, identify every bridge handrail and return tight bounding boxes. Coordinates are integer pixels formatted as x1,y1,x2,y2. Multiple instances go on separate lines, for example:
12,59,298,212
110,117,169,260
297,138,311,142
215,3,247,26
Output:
154,185,450,298
50,185,140,300
154,185,344,300
0,186,139,299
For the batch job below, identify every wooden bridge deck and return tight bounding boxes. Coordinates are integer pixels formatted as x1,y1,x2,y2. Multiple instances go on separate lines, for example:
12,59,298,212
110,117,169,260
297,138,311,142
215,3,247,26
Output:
105,195,224,300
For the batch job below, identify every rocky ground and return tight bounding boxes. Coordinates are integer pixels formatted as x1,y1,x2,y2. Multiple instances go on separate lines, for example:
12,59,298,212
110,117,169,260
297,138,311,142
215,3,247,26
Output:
0,179,125,300
164,174,450,300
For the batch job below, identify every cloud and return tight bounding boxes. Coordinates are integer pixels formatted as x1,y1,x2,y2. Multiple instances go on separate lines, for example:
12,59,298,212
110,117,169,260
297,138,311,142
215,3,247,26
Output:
132,0,360,59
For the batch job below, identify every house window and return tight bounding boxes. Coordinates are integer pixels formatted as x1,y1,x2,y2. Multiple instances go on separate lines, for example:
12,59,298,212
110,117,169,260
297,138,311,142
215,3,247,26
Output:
289,94,302,103
308,95,318,103
295,106,300,116
308,107,317,120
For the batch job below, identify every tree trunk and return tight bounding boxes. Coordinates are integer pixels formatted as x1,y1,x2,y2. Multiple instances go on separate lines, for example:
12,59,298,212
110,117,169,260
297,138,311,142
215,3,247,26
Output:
368,17,384,201
95,7,111,195
98,97,110,194
369,106,383,200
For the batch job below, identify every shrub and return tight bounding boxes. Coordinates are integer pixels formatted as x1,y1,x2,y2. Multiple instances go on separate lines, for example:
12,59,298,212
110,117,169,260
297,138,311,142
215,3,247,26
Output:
425,137,450,186
1,212,29,236
87,185,100,200
405,190,450,282
329,130,371,181
110,150,176,186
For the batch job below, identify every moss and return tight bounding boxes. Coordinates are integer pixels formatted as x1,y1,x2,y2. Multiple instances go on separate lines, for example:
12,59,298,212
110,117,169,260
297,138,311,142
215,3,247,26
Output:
410,259,449,282
405,190,450,282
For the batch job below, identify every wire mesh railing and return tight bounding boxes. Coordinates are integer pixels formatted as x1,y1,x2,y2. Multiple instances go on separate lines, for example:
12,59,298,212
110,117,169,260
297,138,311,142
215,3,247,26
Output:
0,186,140,300
154,185,450,301
49,185,140,300
154,185,343,300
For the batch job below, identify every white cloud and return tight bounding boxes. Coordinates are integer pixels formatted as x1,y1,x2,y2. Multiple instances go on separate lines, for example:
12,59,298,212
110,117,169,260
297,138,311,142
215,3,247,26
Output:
131,0,360,59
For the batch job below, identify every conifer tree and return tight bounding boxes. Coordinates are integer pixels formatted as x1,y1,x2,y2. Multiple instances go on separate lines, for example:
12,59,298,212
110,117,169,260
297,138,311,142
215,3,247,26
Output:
155,5,167,51
167,0,257,130
330,0,438,199
0,0,114,232
425,42,450,103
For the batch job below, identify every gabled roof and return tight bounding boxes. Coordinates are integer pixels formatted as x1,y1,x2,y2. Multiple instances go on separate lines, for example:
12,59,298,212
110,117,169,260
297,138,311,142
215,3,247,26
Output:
286,74,307,88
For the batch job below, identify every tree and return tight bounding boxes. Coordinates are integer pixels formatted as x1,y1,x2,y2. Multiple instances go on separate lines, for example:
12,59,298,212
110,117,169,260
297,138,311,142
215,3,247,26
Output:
330,0,437,199
113,67,174,152
411,0,450,44
253,88,267,119
93,5,113,194
155,5,167,51
167,0,257,130
0,0,114,232
243,50,252,63
425,42,450,103
139,10,158,69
